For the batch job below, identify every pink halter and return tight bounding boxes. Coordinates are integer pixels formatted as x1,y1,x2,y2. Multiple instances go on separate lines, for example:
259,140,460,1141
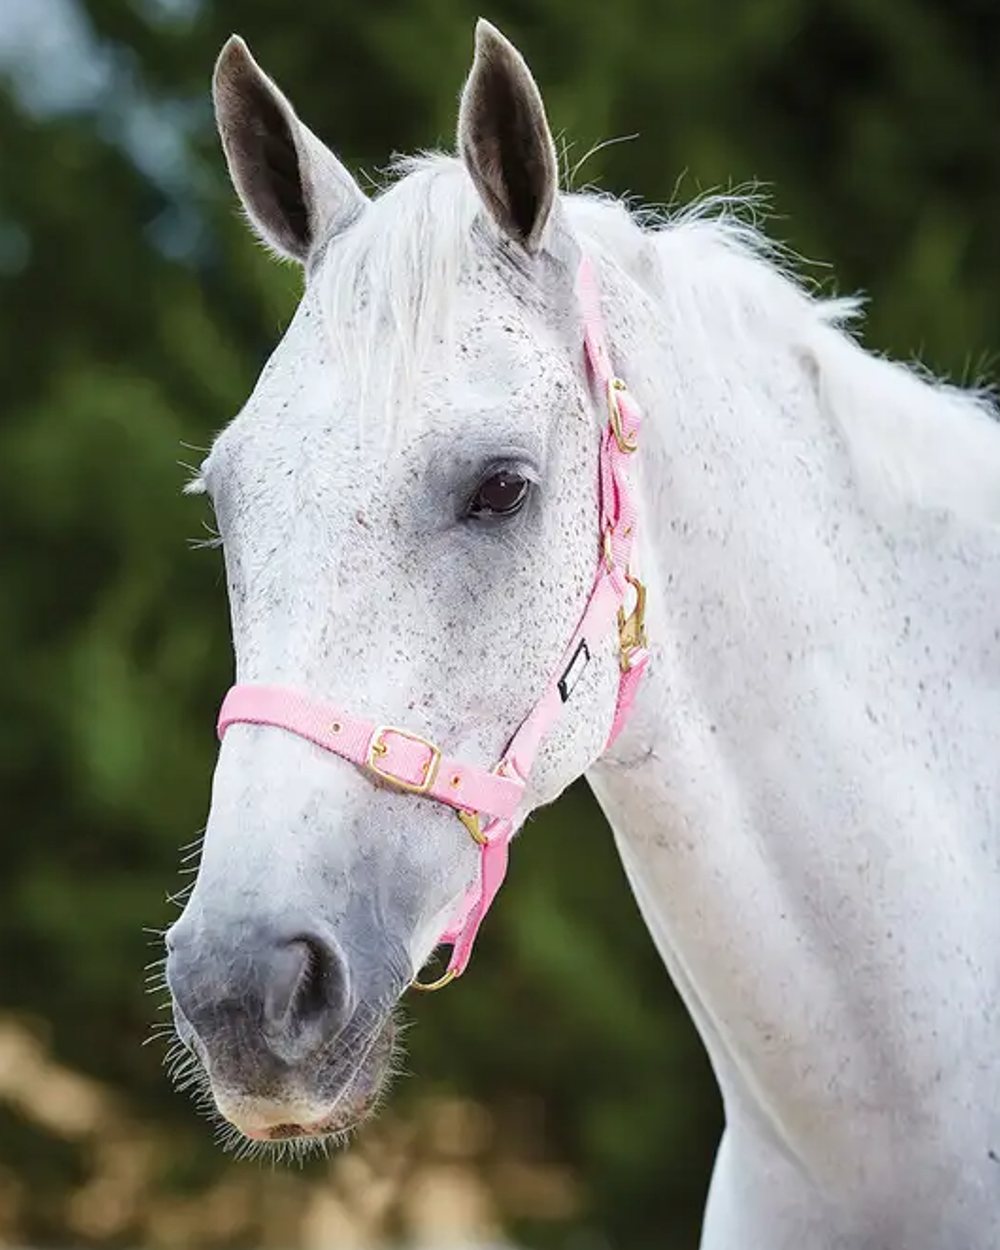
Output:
217,256,649,990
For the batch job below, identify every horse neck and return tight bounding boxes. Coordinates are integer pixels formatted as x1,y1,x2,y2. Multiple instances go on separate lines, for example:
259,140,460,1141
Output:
580,214,1000,1154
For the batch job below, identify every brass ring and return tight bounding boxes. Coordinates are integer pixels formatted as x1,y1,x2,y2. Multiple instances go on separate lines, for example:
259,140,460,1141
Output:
410,966,458,992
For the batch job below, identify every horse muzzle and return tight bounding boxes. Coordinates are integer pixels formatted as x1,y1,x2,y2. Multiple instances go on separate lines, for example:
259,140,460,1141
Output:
165,913,396,1139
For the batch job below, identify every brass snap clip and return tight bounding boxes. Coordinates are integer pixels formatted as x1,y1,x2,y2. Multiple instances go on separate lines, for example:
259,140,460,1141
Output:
607,377,638,454
617,572,648,672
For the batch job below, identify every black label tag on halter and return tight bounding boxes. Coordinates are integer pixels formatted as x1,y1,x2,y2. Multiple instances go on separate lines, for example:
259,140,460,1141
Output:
558,639,590,703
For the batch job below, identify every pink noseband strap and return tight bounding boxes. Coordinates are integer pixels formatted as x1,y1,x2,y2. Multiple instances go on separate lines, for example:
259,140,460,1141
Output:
218,686,523,820
217,256,649,989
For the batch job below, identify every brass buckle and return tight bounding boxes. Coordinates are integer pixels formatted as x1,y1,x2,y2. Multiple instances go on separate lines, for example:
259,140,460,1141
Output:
608,377,638,454
617,572,647,672
366,726,442,794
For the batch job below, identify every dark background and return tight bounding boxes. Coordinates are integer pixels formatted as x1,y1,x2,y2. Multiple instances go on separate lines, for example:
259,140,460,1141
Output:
1,0,997,1247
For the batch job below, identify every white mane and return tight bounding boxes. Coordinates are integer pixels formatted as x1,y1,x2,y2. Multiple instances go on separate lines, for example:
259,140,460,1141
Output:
319,152,1000,527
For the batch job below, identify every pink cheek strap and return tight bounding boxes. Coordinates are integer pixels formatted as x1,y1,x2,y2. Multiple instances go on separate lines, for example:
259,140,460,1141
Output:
216,254,649,991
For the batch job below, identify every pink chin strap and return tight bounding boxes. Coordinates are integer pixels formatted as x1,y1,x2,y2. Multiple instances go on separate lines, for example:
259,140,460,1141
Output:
217,256,649,991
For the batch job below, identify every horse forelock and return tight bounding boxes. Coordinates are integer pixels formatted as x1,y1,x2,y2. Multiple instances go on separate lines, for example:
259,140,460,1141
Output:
316,154,480,436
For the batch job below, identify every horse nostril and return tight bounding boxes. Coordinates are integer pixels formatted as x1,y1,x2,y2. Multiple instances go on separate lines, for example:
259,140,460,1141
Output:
292,938,338,1024
263,940,309,1027
165,921,353,1069
262,934,351,1061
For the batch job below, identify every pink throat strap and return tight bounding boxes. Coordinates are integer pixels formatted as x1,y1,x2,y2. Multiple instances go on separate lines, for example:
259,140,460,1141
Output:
216,256,649,990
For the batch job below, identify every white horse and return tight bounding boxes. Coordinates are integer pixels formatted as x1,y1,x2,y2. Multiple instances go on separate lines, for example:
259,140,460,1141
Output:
165,20,1000,1249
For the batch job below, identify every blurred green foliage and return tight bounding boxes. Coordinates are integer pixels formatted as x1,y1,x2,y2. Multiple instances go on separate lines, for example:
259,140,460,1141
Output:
0,0,997,1247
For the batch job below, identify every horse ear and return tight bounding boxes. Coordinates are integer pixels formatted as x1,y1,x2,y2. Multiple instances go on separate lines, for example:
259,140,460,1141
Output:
212,36,366,263
457,20,558,255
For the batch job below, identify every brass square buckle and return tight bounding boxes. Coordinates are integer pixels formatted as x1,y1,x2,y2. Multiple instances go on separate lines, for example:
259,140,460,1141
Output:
607,377,638,454
367,726,442,794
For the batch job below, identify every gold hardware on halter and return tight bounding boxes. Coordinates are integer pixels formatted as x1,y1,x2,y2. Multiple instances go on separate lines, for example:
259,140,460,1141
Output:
457,808,489,845
410,763,516,992
602,525,614,570
607,377,638,454
366,726,442,794
408,804,487,993
617,572,647,671
408,805,490,990
410,965,459,992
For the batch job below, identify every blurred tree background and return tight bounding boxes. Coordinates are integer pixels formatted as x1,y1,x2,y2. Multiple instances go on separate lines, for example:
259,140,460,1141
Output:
0,0,997,1247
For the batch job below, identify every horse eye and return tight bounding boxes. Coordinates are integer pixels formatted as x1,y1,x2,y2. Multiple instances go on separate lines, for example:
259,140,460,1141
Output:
468,469,530,518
